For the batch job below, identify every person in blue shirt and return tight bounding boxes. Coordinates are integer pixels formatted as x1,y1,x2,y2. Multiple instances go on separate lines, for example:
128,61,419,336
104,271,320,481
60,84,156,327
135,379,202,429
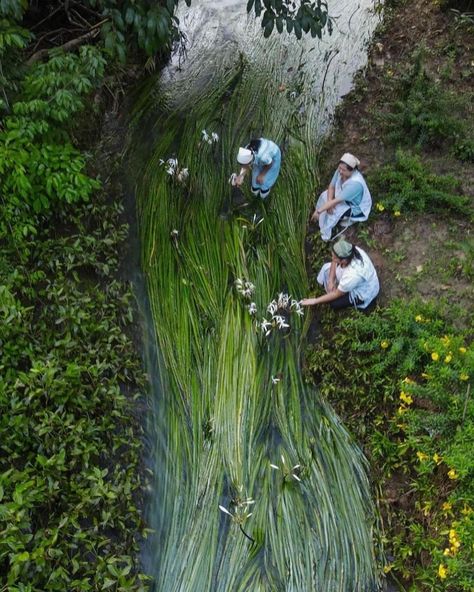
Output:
311,153,372,241
234,138,282,199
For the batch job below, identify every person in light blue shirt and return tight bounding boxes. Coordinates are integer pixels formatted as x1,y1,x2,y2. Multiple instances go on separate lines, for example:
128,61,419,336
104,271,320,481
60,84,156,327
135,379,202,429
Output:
311,153,372,241
234,138,281,199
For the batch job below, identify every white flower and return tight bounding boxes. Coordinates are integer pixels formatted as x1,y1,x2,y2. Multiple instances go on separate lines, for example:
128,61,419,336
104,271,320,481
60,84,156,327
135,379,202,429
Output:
271,376,280,384
211,132,219,142
201,130,210,143
167,157,178,168
158,158,165,165
261,319,272,336
176,168,189,182
229,172,237,185
292,473,301,482
170,229,179,238
248,302,257,315
270,464,280,470
274,315,289,330
277,292,290,309
267,300,278,315
219,505,233,517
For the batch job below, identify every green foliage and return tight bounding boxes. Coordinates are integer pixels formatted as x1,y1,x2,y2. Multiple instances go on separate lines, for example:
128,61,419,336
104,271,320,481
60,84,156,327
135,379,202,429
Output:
386,50,464,148
453,136,474,162
100,0,189,61
246,0,332,39
305,299,474,590
0,46,106,242
0,195,149,590
367,149,468,214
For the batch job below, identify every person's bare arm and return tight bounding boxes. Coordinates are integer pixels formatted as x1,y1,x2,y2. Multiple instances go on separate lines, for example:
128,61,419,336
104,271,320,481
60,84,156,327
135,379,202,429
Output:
301,288,346,306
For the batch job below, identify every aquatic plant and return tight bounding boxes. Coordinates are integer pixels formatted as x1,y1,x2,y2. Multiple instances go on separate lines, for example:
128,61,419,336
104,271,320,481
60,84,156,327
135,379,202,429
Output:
133,49,380,592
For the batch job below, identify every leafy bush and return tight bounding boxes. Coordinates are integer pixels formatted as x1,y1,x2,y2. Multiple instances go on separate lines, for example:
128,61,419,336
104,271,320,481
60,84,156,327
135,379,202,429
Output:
367,149,469,214
453,136,474,162
305,299,474,591
0,197,149,591
386,50,464,148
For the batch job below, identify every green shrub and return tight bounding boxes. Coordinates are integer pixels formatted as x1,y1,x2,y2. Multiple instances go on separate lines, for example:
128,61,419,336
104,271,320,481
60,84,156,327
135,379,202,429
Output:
305,299,474,590
386,50,464,148
453,136,474,162
367,149,469,214
0,198,149,591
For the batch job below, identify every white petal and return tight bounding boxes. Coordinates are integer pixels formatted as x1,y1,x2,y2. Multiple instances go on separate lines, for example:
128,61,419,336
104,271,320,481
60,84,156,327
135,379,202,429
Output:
219,505,232,516
270,464,280,470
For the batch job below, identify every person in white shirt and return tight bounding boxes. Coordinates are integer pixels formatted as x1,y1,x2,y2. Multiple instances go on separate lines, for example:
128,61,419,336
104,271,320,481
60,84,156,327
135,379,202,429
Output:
301,239,379,310
233,138,281,199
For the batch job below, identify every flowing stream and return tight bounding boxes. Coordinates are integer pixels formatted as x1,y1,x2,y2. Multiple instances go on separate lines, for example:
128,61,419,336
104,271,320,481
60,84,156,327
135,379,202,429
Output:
129,2,383,590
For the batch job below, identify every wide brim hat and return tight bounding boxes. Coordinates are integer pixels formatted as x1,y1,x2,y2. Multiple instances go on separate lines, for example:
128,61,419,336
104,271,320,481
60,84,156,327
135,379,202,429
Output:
237,147,254,165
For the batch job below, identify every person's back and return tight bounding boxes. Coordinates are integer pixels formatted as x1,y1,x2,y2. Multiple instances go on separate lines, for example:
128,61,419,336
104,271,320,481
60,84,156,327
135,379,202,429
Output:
339,247,379,309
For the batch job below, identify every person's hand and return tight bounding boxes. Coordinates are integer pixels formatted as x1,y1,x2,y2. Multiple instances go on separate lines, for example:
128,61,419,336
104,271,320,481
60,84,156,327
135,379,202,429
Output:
301,298,316,306
235,174,244,187
327,205,335,214
310,209,320,222
256,173,265,184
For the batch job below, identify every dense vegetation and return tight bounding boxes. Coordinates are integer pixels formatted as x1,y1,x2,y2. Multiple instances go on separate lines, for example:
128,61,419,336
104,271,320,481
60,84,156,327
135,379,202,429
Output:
305,2,473,590
0,2,154,590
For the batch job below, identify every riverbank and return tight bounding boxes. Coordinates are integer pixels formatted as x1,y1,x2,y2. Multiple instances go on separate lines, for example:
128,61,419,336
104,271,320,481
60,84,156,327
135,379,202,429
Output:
304,1,473,590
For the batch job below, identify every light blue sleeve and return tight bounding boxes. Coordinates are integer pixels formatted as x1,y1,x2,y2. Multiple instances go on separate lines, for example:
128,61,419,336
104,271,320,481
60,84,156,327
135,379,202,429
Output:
341,180,363,205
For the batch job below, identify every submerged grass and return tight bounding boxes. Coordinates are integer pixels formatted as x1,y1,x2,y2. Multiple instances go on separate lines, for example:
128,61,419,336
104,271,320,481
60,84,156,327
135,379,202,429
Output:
133,50,381,591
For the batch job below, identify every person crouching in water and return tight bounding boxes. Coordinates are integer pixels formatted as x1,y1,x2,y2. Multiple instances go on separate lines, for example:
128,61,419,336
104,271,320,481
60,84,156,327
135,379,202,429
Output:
301,239,379,310
234,138,281,199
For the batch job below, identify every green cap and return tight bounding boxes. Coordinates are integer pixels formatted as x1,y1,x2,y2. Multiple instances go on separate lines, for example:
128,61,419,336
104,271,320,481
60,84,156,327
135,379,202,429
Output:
333,239,353,259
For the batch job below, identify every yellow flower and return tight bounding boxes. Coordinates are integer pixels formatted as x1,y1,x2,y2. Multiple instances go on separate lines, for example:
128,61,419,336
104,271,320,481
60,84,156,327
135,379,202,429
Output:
381,340,389,349
459,347,467,354
448,469,458,480
416,451,428,462
441,335,451,346
460,373,469,381
442,502,452,511
433,453,442,465
449,529,457,541
376,202,385,212
438,564,448,579
461,505,473,515
397,405,408,415
444,354,452,363
383,563,393,574
443,547,451,556
400,391,413,405
415,315,423,322
431,352,439,361
394,210,401,217
402,376,415,384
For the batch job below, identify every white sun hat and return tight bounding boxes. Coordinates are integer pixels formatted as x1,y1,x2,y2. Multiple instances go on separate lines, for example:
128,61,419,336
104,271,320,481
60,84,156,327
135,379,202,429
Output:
237,147,254,165
340,153,360,169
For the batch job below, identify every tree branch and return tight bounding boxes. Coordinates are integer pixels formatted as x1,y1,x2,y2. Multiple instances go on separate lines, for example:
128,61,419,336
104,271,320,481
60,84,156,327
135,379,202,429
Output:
27,19,108,65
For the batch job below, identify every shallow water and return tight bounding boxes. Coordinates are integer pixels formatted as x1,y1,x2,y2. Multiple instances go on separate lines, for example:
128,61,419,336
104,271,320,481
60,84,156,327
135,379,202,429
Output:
130,2,385,591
